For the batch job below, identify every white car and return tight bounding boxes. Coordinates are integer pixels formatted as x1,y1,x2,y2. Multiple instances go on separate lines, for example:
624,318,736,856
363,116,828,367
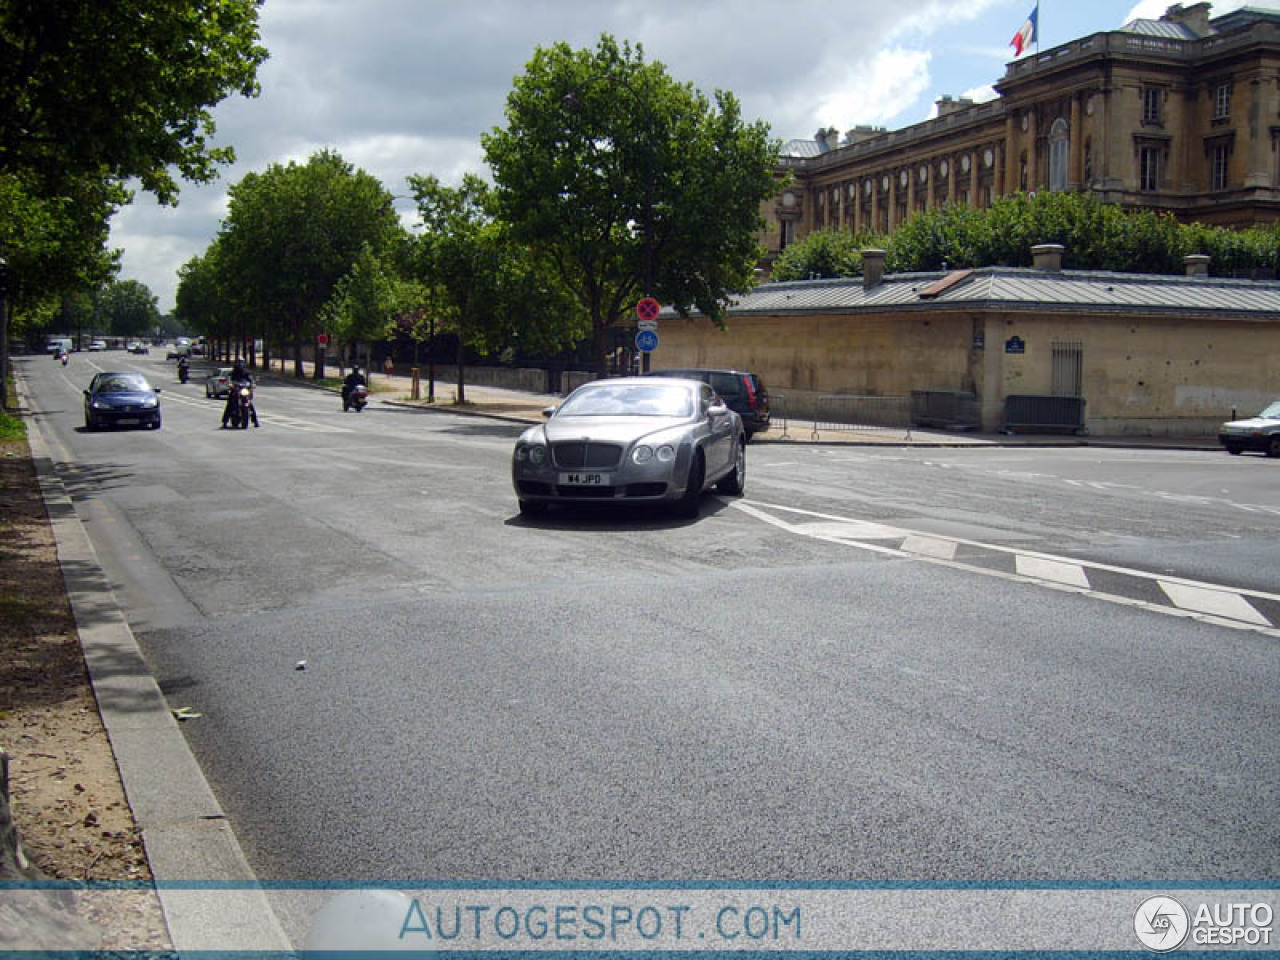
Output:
88,340,107,352
1218,400,1280,457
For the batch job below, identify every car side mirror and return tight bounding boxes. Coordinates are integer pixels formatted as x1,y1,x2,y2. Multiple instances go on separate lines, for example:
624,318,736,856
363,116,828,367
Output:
154,387,162,394
542,405,556,418
709,399,728,415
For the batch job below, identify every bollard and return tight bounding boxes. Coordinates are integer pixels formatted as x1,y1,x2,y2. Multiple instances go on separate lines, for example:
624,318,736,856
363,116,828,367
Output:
411,367,421,401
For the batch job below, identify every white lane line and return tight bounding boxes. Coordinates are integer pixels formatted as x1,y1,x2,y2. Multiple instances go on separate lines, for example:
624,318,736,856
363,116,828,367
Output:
901,535,958,561
1016,555,1090,589
793,519,904,540
732,499,1280,636
1159,581,1272,626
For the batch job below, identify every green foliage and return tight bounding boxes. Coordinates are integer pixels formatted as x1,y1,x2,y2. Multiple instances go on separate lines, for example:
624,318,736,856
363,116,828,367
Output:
772,230,879,281
787,192,1280,279
405,174,582,384
320,243,414,347
214,150,402,361
99,279,161,337
0,0,268,204
483,33,780,374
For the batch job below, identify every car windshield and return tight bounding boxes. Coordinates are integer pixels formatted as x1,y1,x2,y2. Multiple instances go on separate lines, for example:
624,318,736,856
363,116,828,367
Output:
556,383,693,418
1258,401,1280,419
96,374,150,393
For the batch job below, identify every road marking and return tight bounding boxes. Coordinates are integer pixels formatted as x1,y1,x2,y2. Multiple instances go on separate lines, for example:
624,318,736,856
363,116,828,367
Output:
901,534,958,560
1016,555,1090,589
1159,581,1272,626
732,498,1280,637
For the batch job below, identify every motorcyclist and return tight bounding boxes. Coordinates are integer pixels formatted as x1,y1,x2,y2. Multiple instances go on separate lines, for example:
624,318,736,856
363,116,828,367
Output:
342,365,366,411
58,350,69,366
177,355,190,383
221,358,259,428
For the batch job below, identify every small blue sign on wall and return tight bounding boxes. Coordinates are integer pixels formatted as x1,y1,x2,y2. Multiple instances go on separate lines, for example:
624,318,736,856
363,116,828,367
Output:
636,329,658,353
1005,336,1026,355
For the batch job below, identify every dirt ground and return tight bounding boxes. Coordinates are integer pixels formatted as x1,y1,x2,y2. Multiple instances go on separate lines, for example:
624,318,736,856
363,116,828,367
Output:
0,435,172,950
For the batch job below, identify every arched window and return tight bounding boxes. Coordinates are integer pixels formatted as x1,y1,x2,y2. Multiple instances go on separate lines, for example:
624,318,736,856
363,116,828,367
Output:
1049,117,1070,192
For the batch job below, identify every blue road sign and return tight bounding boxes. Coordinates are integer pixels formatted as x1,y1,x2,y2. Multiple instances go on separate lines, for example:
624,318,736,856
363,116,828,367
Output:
636,329,658,352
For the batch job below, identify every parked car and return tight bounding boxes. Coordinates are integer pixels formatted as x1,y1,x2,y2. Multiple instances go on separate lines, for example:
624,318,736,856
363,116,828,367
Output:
512,376,745,518
1218,400,1280,457
205,367,234,398
83,372,162,430
88,339,107,352
645,367,770,440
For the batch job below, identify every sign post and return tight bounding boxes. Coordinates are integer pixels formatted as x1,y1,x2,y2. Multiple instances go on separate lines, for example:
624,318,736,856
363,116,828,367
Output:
636,298,660,370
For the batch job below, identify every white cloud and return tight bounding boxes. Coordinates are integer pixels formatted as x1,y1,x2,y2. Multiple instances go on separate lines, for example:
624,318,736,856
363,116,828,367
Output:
816,48,933,131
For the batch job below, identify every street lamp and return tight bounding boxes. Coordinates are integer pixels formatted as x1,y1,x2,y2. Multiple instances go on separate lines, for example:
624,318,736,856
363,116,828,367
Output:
562,75,656,373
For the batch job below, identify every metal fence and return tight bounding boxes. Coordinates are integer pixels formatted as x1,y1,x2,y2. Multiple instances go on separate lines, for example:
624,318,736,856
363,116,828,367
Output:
909,390,980,430
811,395,913,440
1003,394,1087,434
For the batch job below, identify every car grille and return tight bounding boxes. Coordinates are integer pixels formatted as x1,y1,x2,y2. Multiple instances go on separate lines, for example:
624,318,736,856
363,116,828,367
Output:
551,441,623,469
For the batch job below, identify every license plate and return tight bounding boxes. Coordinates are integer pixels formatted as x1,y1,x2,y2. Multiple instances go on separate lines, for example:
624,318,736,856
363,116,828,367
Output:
117,418,140,425
558,472,609,486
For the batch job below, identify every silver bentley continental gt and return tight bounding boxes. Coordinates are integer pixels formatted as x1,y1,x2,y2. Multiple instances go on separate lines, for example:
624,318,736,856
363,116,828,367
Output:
512,376,746,518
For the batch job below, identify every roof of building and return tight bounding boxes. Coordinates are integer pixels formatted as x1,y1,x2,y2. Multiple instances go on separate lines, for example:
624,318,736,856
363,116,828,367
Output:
1117,17,1202,39
779,138,823,158
683,267,1280,320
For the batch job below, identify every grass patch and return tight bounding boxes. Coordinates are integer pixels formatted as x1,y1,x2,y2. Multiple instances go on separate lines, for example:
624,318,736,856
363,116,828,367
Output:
1,373,26,441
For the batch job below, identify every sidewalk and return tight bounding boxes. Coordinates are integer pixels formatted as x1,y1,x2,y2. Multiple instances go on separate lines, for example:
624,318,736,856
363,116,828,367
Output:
291,363,1220,451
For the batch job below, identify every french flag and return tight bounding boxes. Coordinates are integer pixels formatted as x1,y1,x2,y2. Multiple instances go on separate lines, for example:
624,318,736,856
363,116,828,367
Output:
1011,5,1038,56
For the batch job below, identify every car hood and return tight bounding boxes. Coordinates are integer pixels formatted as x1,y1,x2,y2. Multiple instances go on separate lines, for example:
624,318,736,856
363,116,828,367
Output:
1221,416,1280,431
530,415,691,446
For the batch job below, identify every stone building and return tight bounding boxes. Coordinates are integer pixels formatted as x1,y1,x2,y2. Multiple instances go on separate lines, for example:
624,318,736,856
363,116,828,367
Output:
763,3,1280,262
653,247,1280,437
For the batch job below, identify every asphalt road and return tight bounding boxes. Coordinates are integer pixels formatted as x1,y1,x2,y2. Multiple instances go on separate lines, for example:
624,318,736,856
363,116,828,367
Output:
17,353,1280,897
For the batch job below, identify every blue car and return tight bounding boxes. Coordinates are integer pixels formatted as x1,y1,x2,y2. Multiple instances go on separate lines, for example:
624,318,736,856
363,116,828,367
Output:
83,372,162,430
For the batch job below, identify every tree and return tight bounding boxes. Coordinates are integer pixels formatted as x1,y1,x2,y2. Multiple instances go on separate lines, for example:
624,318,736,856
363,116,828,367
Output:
406,174,575,403
0,0,266,407
0,0,267,204
320,241,417,372
483,35,780,376
99,279,160,338
216,150,401,376
771,229,880,282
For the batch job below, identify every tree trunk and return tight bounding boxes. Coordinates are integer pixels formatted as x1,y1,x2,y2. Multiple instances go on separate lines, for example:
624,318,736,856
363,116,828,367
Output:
455,334,466,405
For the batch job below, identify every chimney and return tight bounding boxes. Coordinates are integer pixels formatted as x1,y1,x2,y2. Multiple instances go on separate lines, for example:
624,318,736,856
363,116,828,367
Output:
862,249,886,289
1183,253,1210,277
1162,2,1212,37
935,95,976,118
1031,243,1064,271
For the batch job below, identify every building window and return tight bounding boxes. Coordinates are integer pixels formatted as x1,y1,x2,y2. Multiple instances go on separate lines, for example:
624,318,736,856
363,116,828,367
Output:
1051,342,1084,397
1019,151,1028,191
1214,82,1231,120
1142,87,1162,125
779,219,794,251
1083,138,1093,183
1212,143,1230,191
1139,146,1160,191
1049,117,1070,192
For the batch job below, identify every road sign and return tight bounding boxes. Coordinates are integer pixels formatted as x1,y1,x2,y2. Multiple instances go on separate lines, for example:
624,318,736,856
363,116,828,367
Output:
635,329,658,352
636,297,660,323
317,333,330,346
637,318,658,333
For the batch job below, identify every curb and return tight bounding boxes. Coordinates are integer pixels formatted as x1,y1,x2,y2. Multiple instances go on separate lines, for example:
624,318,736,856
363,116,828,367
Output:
14,371,290,952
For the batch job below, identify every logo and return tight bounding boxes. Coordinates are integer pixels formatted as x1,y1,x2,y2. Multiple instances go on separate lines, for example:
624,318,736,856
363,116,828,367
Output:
1135,896,1189,952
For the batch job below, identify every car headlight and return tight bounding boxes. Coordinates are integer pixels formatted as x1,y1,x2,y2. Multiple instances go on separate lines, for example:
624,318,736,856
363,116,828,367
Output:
517,443,548,464
91,400,107,410
656,444,675,462
141,397,158,409
632,446,653,464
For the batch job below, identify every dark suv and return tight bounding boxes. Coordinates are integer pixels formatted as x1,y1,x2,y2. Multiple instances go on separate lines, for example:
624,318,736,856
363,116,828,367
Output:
647,368,770,440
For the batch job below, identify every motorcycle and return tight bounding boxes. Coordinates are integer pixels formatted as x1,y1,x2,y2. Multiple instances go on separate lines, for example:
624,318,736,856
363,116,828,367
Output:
177,359,190,384
343,383,369,412
231,381,258,429
59,351,68,366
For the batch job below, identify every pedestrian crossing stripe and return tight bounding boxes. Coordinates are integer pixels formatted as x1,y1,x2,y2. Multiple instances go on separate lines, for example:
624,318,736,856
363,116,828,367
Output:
733,499,1280,637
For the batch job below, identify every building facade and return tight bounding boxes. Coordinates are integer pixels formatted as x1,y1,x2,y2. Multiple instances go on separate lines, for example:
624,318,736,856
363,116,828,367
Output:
762,3,1280,263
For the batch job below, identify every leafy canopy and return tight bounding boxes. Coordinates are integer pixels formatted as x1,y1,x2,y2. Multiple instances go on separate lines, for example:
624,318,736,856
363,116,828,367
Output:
483,34,780,375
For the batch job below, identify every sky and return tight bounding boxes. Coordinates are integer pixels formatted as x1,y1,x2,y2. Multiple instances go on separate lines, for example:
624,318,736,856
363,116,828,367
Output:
110,0,1266,312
